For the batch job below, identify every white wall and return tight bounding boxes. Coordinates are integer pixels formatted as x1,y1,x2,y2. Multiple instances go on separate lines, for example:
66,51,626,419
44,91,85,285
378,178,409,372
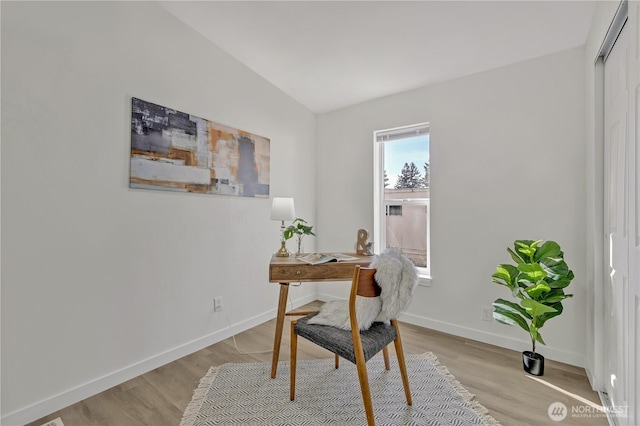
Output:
316,47,587,366
1,2,316,424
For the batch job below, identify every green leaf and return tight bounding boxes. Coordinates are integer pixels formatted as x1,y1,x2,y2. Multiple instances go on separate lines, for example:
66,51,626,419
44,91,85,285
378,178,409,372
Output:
517,246,536,260
517,278,534,288
514,240,532,248
507,247,525,264
537,302,564,327
548,270,574,289
492,266,511,282
283,227,295,240
525,282,551,298
517,263,547,282
521,299,557,317
492,264,519,288
286,218,316,237
493,309,530,333
533,240,562,262
515,240,541,261
539,289,570,304
491,277,508,287
299,225,315,236
541,295,566,303
493,298,532,319
540,257,569,281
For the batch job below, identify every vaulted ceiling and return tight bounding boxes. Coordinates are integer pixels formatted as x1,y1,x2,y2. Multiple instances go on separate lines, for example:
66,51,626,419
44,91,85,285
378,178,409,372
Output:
160,1,596,113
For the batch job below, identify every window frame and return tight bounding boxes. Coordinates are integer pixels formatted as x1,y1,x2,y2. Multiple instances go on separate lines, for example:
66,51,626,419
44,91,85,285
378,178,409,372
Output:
373,123,431,285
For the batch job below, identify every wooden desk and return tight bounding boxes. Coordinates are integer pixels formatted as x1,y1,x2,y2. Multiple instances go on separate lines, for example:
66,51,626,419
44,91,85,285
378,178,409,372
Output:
268,253,375,378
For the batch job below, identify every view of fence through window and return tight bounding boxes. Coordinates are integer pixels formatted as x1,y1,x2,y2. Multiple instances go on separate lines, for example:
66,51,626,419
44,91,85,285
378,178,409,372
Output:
380,125,429,269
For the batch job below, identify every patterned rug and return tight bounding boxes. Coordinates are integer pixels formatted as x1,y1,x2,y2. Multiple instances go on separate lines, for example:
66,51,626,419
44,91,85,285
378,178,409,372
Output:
181,352,501,426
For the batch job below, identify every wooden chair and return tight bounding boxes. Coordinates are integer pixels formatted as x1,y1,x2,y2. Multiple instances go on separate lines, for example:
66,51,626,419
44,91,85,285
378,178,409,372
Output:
290,265,412,426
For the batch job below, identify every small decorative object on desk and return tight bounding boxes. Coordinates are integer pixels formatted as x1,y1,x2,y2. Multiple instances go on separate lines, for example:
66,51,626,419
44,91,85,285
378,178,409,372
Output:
366,241,375,256
298,253,360,265
356,229,370,255
284,218,315,256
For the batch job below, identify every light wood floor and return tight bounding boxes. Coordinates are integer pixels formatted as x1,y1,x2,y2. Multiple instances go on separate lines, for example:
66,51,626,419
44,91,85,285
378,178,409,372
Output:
30,302,607,426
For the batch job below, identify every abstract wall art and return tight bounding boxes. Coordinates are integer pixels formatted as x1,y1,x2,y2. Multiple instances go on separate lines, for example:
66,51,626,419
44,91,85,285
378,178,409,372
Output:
130,97,270,198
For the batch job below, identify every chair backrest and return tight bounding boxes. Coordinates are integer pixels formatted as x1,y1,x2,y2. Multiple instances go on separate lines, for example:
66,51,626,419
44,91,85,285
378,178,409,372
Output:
352,267,380,298
348,266,381,331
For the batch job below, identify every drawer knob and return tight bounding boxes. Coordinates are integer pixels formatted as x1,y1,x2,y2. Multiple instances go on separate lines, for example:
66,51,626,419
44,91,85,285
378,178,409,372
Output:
296,270,302,275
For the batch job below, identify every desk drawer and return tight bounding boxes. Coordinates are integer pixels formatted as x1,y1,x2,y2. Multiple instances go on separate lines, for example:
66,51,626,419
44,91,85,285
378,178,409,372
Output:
270,262,358,282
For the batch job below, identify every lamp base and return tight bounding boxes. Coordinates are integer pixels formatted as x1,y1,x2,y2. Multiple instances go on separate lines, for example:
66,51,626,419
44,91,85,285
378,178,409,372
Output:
275,241,290,257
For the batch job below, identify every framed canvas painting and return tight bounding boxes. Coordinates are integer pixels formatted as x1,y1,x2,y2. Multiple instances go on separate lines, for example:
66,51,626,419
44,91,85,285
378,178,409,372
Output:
130,97,270,198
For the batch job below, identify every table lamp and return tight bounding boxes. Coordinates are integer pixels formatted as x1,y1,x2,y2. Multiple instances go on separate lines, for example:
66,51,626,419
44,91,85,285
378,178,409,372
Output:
271,197,296,257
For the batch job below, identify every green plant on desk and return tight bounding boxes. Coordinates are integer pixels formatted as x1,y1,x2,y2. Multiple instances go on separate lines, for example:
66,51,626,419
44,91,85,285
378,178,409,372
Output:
284,218,315,256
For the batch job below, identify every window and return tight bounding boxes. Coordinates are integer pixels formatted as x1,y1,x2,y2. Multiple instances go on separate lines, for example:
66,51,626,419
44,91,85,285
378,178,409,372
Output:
374,123,430,282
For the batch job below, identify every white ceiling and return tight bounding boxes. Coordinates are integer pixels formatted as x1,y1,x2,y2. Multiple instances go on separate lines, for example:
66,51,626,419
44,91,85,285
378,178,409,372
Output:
160,1,596,113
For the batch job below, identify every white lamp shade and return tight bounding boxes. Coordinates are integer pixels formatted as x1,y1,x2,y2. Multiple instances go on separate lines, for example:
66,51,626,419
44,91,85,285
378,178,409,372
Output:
270,197,296,221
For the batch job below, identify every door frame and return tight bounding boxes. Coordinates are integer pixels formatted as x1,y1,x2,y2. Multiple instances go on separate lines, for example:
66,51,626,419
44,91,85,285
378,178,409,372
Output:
593,1,639,425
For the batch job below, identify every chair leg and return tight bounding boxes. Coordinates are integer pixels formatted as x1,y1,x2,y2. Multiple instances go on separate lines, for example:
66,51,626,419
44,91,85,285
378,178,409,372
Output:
391,320,412,406
352,327,375,425
382,346,390,370
290,320,298,401
354,355,375,426
335,354,339,369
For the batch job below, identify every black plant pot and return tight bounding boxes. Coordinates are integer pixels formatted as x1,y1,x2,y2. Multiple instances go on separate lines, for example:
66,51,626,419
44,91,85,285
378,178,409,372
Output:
522,351,545,376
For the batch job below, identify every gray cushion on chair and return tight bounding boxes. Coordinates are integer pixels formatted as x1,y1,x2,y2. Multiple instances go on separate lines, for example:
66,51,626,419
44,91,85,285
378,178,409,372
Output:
295,312,398,364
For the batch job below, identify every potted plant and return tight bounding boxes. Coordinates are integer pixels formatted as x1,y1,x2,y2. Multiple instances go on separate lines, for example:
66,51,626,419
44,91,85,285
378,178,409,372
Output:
491,239,574,376
284,218,315,256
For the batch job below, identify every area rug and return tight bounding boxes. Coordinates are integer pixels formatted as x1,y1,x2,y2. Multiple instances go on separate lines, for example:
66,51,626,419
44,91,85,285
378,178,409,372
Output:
181,352,501,426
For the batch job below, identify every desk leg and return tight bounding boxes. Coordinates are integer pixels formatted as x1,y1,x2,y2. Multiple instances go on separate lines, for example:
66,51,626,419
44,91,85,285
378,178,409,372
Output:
271,283,289,379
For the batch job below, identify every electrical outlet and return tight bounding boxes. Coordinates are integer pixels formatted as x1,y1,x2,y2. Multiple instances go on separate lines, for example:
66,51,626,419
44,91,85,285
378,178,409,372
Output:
482,306,493,322
214,297,223,312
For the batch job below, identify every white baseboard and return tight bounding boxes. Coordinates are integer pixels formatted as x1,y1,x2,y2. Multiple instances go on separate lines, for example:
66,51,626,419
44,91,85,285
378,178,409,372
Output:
2,293,317,426
397,311,585,367
584,366,601,392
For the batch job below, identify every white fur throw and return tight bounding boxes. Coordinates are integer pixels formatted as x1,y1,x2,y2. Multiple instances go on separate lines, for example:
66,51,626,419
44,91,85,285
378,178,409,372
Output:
371,248,418,321
305,296,382,331
307,249,418,330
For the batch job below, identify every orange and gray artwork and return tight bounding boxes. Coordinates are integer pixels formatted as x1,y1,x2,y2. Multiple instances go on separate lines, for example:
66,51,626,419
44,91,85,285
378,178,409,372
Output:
130,97,270,197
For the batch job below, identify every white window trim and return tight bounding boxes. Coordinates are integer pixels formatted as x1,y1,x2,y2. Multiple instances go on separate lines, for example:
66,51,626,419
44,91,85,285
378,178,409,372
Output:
373,123,431,286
